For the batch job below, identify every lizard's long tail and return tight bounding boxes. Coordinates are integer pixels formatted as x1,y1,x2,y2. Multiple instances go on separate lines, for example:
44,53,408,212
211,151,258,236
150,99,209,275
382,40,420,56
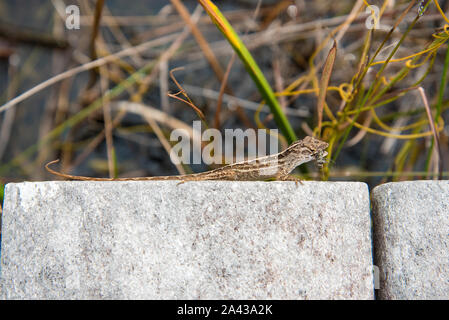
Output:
45,159,183,181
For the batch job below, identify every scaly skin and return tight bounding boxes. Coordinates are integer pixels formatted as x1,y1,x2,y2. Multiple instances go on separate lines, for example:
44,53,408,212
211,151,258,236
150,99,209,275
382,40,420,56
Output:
45,136,329,181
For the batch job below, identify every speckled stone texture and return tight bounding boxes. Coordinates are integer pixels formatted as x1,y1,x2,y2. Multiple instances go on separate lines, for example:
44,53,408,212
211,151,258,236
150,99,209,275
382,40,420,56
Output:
1,181,373,299
372,181,449,300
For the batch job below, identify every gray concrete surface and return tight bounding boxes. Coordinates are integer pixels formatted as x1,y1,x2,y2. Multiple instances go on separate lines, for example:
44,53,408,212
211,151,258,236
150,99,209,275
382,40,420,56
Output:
372,181,449,300
1,181,373,299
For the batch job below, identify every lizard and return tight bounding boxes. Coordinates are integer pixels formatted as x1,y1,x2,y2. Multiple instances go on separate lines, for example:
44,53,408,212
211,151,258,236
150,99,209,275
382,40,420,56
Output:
45,136,329,182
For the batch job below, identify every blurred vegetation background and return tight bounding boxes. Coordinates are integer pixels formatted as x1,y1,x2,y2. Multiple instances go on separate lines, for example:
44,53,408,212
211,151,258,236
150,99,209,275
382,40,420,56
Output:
0,0,448,208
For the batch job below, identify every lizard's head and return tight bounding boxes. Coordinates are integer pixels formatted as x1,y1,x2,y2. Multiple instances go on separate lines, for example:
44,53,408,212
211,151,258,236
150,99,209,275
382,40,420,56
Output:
285,136,329,168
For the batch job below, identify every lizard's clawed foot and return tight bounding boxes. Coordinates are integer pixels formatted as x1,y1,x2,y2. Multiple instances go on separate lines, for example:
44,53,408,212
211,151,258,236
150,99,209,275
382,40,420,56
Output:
279,175,304,187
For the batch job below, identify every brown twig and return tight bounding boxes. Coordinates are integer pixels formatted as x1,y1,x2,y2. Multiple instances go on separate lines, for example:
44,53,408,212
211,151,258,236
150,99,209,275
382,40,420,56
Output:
418,87,442,180
99,64,115,178
317,41,337,136
159,60,170,113
167,93,206,122
214,53,236,129
85,0,105,91
168,67,206,121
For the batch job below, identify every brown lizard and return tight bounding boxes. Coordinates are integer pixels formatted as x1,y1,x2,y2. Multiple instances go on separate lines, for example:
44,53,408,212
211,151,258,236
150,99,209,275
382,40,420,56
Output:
45,136,328,181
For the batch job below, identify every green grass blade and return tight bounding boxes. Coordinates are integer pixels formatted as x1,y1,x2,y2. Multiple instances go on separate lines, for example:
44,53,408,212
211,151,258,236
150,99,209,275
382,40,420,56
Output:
425,40,449,172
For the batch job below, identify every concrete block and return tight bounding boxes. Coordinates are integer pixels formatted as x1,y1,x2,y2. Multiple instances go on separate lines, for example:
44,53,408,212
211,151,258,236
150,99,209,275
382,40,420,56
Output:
1,181,373,299
372,181,449,300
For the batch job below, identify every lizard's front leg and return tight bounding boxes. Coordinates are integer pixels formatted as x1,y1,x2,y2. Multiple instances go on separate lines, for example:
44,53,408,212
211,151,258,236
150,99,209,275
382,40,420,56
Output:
277,173,304,186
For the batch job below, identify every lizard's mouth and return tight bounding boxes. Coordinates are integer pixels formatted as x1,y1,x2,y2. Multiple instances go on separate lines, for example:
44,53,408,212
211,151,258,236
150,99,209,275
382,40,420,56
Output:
315,151,328,167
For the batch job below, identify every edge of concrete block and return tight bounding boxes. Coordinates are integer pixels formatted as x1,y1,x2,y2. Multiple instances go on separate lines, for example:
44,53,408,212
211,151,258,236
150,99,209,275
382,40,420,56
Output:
371,180,449,299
